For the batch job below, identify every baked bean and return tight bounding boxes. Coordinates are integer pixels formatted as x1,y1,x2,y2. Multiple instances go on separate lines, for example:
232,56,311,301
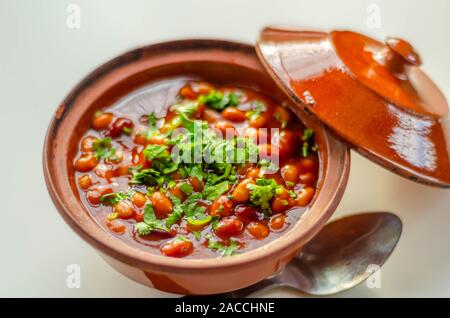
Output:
80,136,98,152
131,192,147,208
113,201,134,219
106,220,126,235
231,179,254,203
273,130,299,159
234,205,261,223
281,164,299,185
214,217,244,237
269,214,286,231
249,114,267,128
86,186,112,205
247,222,269,239
160,238,193,257
298,172,316,185
246,168,261,178
169,185,187,202
214,121,236,137
74,82,321,259
150,191,173,219
74,154,98,172
92,112,114,130
108,117,134,138
222,107,246,122
299,157,317,173
296,187,315,206
272,188,295,213
179,85,197,100
78,175,93,190
209,195,234,218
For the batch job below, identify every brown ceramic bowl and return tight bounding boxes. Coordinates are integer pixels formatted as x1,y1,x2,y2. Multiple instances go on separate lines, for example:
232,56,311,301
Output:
43,40,350,295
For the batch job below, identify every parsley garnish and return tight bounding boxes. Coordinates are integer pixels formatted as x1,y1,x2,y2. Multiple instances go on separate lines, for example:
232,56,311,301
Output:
143,144,179,174
245,101,265,121
130,168,166,186
202,180,230,201
92,138,118,161
147,112,158,126
100,192,129,205
198,90,239,110
179,183,193,195
165,196,184,228
135,203,168,236
192,231,202,241
246,178,281,210
207,239,240,257
301,128,317,157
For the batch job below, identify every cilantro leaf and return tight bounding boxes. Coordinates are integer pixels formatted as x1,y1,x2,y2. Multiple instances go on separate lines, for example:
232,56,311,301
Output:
179,183,193,195
135,222,153,236
92,138,118,161
135,203,168,236
301,128,317,157
147,112,158,126
143,144,170,161
246,178,281,210
165,196,184,228
203,180,229,201
192,231,202,241
198,90,240,110
130,168,165,186
174,101,198,117
208,239,240,257
100,192,129,206
245,101,265,121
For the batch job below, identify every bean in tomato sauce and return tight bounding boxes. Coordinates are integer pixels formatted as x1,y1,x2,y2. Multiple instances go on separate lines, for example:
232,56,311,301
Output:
73,81,319,258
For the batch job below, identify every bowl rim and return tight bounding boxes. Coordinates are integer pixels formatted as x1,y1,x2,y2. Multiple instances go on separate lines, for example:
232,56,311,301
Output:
43,39,351,273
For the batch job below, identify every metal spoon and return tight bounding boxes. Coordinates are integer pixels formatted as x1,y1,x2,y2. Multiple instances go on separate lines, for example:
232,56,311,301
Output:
219,212,402,297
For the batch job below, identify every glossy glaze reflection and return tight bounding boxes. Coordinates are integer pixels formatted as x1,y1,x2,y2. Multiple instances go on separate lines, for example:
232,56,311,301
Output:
257,27,450,187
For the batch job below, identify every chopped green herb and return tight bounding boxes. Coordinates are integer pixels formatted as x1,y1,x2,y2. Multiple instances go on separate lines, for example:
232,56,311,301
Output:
245,101,265,121
198,90,239,110
273,108,288,128
192,231,202,241
130,168,165,186
92,138,118,161
147,112,158,126
165,196,184,228
179,183,194,195
106,212,118,221
174,101,198,117
187,214,212,227
247,178,281,210
301,128,317,157
203,181,229,201
135,203,168,235
100,192,128,206
208,239,240,257
123,126,133,136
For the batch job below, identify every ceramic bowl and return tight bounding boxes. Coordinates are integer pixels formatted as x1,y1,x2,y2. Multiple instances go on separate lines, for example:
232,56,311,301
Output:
43,40,350,295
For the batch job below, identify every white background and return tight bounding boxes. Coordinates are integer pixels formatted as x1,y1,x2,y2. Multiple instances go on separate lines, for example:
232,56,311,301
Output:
1,0,449,297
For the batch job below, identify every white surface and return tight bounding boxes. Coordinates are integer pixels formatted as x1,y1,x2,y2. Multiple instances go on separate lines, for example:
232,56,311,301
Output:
1,0,449,297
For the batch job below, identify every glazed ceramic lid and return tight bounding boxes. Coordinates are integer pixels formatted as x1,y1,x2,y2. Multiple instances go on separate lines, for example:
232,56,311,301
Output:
257,27,450,187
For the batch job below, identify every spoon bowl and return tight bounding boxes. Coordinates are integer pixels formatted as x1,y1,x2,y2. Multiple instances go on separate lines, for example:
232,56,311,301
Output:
217,212,402,297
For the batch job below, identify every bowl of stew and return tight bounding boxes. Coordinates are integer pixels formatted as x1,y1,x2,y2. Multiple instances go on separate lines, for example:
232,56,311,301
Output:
43,40,350,294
